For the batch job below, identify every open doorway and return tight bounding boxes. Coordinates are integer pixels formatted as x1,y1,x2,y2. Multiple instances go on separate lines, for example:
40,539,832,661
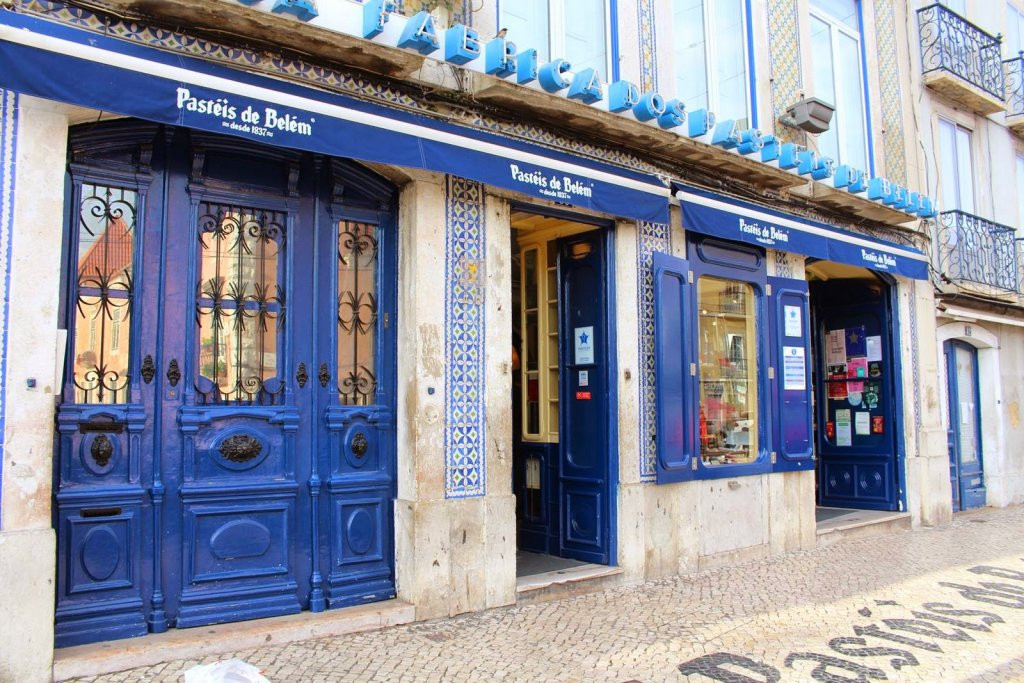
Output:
510,209,614,578
807,262,904,517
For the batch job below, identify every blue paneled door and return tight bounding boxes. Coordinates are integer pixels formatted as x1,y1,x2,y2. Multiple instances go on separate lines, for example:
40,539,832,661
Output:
813,280,900,511
54,123,396,647
557,231,610,564
944,341,986,510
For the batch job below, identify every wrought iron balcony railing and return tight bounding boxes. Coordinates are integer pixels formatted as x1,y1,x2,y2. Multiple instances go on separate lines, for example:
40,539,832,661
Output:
936,211,1019,292
918,3,1004,101
1006,53,1024,117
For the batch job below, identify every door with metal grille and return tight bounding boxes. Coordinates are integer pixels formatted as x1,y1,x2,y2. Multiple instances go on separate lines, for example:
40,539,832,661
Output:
53,124,396,646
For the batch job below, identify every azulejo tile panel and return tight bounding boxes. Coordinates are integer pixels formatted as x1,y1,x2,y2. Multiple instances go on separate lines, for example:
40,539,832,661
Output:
767,0,805,146
444,176,487,498
637,0,659,92
0,90,18,522
874,0,908,185
636,221,671,480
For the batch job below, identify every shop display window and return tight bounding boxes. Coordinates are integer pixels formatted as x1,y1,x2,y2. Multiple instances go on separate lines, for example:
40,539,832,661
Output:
697,277,758,465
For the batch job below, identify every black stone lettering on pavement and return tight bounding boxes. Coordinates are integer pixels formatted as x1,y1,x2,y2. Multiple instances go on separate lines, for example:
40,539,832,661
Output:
783,652,887,682
676,652,782,682
677,563,1024,681
827,637,918,669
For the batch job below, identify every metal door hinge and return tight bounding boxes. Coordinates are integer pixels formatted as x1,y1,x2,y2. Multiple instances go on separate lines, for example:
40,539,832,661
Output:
768,366,775,380
383,312,390,330
692,458,698,471
771,451,777,464
766,283,772,296
687,271,694,283
690,362,696,376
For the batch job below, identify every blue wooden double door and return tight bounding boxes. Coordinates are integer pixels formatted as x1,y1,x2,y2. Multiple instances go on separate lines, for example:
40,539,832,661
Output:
54,122,397,646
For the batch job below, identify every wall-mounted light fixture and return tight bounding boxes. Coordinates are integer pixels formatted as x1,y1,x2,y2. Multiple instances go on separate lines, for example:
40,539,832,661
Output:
779,97,835,134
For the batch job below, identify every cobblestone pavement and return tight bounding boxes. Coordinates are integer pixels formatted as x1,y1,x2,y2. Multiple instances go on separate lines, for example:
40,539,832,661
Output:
73,506,1024,682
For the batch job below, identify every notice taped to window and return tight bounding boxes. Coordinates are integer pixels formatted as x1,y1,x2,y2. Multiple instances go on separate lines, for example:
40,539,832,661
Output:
782,346,806,391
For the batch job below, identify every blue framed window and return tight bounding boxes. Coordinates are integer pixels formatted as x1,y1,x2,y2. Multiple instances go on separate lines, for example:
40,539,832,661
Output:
809,0,870,173
653,237,814,483
499,0,613,79
671,0,753,129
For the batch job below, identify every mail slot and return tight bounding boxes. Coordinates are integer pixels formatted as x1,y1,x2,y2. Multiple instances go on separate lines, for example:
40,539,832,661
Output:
81,507,122,518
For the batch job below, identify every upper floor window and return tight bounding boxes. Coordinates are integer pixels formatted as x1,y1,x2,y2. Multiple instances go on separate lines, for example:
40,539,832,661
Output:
1016,153,1024,232
809,0,869,172
672,0,751,129
940,0,968,17
500,0,611,79
937,117,975,214
1006,4,1024,57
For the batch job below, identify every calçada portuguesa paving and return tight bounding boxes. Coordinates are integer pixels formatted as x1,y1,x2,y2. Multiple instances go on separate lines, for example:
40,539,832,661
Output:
71,506,1024,682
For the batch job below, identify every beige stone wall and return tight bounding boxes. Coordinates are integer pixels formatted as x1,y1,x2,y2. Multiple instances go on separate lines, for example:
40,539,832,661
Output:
0,95,69,683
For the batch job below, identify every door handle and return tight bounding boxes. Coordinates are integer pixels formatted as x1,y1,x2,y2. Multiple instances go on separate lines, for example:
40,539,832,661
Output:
318,363,330,388
166,358,181,387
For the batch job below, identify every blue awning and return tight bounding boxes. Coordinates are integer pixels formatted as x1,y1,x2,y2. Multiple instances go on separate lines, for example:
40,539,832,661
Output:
674,182,930,280
0,10,671,224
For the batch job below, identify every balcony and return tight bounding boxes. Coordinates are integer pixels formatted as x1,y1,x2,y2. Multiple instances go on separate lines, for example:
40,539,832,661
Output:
918,3,1005,115
935,211,1019,293
1005,54,1024,135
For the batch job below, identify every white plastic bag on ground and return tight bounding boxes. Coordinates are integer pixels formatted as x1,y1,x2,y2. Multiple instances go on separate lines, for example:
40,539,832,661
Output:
183,658,271,683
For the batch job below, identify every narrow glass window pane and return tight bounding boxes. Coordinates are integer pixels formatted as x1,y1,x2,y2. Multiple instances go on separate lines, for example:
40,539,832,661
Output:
698,277,758,466
196,202,285,405
810,0,859,29
835,31,868,171
810,16,839,163
673,0,710,113
522,248,540,436
939,0,967,17
1016,154,1024,233
1005,5,1022,57
73,183,136,404
337,221,379,406
938,118,959,210
955,346,979,463
502,0,550,64
713,0,749,127
563,0,607,77
954,127,975,215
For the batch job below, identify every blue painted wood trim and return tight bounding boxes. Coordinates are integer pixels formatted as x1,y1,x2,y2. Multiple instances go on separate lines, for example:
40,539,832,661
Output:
602,223,618,565
609,0,621,83
745,0,758,130
857,0,877,178
0,90,18,528
884,274,908,512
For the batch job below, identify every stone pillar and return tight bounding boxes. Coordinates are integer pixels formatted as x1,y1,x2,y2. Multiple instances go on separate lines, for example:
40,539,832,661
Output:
393,175,514,620
0,95,69,682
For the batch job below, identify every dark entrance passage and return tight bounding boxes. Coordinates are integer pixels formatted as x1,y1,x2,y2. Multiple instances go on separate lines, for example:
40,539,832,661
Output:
808,270,902,512
54,122,398,646
510,211,614,567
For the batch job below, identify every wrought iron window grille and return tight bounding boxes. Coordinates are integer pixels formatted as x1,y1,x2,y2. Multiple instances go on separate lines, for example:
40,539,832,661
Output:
918,3,1005,101
935,210,1020,292
1005,52,1024,117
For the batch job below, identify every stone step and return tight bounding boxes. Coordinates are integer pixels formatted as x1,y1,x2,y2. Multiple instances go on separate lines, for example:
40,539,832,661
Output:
816,508,912,548
53,598,415,681
515,564,625,606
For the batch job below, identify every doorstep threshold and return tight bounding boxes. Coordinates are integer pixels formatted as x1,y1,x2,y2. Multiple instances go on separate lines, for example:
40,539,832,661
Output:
816,508,911,535
516,563,623,594
53,598,415,681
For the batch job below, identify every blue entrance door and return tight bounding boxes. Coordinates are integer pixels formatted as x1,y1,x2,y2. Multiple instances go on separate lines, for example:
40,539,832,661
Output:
944,340,986,510
54,123,396,646
813,280,900,511
557,231,610,564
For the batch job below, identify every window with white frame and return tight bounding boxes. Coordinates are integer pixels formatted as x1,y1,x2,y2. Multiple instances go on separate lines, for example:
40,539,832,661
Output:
1016,153,1024,232
939,0,968,17
671,0,750,129
1006,4,1024,57
938,117,975,214
500,0,611,79
808,0,869,172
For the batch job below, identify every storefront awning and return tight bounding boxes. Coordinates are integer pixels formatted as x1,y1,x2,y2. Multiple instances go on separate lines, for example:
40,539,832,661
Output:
0,10,671,224
674,182,930,280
